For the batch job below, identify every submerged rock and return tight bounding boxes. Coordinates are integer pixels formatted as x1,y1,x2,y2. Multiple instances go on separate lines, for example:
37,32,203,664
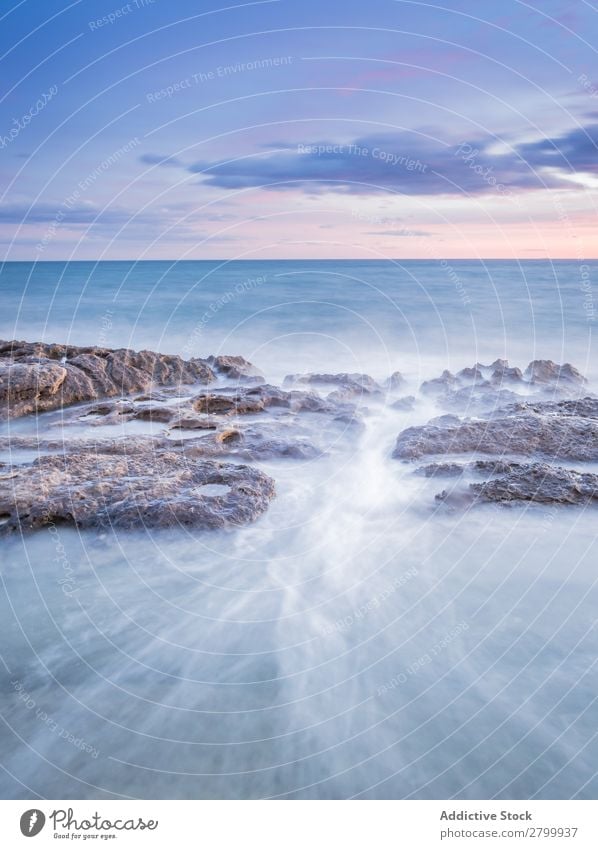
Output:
0,340,217,419
284,372,382,396
420,370,457,396
386,371,405,391
470,463,598,505
394,410,598,462
525,360,586,386
207,354,264,383
0,448,275,532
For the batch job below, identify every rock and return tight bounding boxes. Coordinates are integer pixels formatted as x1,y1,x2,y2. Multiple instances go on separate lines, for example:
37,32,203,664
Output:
284,372,382,395
0,340,217,419
132,405,178,423
440,385,521,414
193,393,264,415
393,411,598,461
0,448,275,533
0,361,68,414
192,383,293,416
490,364,524,385
525,360,586,386
415,462,465,478
207,355,264,383
416,459,524,478
456,366,484,383
500,397,598,419
170,416,220,430
428,414,462,428
386,371,405,391
471,463,598,505
420,370,457,396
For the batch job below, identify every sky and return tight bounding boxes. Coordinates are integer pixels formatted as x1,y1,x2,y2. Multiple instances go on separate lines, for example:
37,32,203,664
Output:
0,0,597,260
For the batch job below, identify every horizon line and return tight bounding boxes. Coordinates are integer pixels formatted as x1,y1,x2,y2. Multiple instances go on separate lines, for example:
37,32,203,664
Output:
1,257,596,263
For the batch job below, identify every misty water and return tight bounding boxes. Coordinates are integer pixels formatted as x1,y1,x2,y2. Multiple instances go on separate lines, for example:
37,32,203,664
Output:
1,260,597,798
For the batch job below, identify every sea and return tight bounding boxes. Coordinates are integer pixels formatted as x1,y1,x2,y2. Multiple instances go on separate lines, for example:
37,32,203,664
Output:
0,259,597,799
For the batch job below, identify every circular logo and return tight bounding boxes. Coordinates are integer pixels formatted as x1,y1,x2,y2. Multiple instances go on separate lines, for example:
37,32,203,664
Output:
19,810,45,837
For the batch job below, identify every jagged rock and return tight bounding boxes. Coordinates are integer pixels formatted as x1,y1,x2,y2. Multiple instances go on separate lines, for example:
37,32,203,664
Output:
456,366,484,383
192,383,296,415
491,364,524,385
500,397,598,419
525,360,586,386
284,372,382,395
386,371,405,391
0,340,216,419
207,355,264,383
416,462,465,478
0,448,275,533
393,411,598,461
440,385,521,413
420,370,457,396
470,464,598,505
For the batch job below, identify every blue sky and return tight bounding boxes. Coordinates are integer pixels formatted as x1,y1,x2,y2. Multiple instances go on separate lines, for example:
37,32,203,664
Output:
0,0,597,258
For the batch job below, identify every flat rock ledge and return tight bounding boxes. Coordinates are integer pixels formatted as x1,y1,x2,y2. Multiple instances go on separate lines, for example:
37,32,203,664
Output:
397,391,598,509
394,400,598,462
0,340,262,420
432,462,598,506
0,448,275,533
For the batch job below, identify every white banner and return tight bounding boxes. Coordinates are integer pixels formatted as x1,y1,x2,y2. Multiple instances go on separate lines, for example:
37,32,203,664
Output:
0,800,596,848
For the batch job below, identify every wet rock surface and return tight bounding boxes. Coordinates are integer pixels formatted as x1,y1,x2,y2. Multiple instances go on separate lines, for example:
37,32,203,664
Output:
3,344,596,527
0,340,216,419
395,359,597,509
394,403,598,462
0,447,275,533
418,359,588,414
284,372,383,398
470,464,598,505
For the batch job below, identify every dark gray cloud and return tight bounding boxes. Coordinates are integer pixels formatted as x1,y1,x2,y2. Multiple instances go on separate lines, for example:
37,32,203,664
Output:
518,124,598,174
0,203,133,225
139,153,185,168
166,126,597,196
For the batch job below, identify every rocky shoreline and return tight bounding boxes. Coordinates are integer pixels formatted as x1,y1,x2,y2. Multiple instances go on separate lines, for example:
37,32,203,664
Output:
1,341,596,533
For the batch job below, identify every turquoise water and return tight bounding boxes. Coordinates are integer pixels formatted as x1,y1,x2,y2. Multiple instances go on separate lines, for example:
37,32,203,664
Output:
0,260,597,799
1,260,596,382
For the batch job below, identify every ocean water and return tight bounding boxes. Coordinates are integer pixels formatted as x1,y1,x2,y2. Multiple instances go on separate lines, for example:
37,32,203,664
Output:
0,259,597,799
